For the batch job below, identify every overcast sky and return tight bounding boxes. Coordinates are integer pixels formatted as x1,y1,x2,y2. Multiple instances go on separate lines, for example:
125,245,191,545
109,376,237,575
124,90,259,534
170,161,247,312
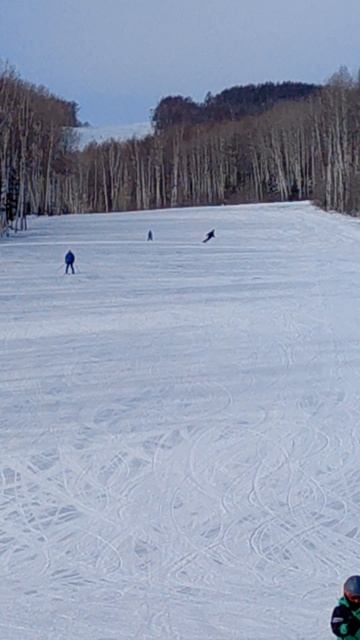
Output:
1,0,359,126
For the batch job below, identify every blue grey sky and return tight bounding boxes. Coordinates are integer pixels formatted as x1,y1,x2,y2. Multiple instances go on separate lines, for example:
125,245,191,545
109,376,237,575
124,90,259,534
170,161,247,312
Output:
1,0,359,125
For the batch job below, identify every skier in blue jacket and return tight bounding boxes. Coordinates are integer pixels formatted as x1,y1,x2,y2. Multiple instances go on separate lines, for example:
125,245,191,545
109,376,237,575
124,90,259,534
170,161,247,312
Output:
65,250,75,274
331,576,360,639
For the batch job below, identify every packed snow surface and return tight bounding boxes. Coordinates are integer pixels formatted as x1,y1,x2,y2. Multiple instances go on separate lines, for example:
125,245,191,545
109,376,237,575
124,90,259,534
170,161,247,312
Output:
1,202,360,639
72,122,152,149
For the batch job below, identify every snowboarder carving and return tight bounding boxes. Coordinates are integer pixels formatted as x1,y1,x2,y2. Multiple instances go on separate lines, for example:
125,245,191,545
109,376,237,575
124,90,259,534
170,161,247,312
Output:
202,229,215,243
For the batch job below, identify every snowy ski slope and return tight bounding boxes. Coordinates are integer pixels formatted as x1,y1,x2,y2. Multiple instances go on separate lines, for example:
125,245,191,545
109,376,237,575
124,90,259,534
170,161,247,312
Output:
1,201,360,639
72,122,152,150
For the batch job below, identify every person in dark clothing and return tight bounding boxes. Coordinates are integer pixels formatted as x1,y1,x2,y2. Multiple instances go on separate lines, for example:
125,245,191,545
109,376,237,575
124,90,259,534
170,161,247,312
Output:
331,576,360,639
147,230,153,241
65,250,75,274
202,229,215,243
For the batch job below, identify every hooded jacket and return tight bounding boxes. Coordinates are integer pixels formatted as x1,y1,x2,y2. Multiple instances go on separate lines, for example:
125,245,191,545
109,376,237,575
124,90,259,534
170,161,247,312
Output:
65,251,75,265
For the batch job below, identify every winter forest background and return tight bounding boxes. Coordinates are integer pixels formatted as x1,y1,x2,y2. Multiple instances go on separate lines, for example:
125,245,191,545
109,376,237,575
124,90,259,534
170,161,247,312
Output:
0,62,359,234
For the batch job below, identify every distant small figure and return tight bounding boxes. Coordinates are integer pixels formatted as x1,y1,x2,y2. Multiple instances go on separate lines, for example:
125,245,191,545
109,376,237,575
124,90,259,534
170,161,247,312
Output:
331,576,360,639
147,230,153,241
65,250,75,274
202,229,215,243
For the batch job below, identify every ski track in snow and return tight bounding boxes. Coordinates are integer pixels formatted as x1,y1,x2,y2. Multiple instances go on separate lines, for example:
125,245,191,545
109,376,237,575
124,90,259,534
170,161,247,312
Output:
1,202,360,638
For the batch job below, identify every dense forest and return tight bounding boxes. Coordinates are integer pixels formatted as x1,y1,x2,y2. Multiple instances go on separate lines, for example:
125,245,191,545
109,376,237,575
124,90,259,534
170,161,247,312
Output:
0,63,79,235
0,63,359,235
152,82,319,131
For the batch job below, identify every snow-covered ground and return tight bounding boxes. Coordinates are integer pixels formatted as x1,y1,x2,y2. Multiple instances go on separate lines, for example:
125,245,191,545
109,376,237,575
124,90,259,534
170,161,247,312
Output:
71,122,152,150
1,201,360,639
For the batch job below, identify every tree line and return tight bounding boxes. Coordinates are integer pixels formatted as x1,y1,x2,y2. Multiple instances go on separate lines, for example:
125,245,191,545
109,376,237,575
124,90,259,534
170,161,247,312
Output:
151,82,320,132
1,64,359,236
0,62,78,235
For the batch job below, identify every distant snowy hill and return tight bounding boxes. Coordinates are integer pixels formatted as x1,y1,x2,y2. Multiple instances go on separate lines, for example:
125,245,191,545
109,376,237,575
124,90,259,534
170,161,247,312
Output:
71,122,152,150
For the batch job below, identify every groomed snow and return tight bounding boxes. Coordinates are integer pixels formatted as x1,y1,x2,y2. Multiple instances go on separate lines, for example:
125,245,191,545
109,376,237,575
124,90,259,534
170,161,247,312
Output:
1,201,360,639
